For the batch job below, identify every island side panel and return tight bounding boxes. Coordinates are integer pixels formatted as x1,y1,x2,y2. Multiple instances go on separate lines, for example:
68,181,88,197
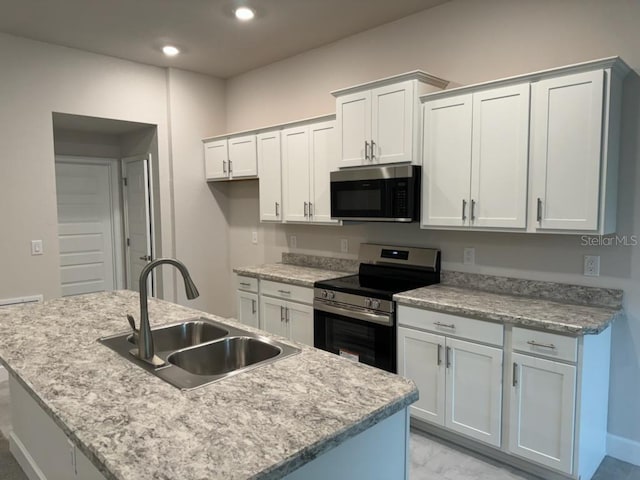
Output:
283,408,410,480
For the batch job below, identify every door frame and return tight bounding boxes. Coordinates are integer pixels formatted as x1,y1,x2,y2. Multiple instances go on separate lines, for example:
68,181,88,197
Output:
54,155,126,290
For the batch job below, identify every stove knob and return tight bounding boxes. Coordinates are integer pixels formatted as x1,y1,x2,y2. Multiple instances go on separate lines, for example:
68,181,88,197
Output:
364,298,371,308
371,299,380,309
328,291,335,300
322,290,328,299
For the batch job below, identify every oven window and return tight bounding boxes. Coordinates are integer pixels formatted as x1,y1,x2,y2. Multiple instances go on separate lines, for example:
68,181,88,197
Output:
325,317,377,366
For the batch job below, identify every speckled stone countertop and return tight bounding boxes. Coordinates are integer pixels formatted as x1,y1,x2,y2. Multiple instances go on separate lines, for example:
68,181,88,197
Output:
234,264,350,287
395,284,621,335
0,291,417,480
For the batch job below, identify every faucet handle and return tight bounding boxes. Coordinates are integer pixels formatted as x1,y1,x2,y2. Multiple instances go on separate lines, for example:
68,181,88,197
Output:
127,314,137,332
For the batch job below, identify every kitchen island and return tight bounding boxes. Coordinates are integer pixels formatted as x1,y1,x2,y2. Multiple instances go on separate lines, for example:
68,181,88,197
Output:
0,291,417,480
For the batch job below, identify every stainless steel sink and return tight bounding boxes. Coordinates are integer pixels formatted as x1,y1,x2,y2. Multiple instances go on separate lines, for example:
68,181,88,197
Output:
168,336,281,376
99,317,300,390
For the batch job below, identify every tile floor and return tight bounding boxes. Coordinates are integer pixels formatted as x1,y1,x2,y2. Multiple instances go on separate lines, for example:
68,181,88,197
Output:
0,379,638,479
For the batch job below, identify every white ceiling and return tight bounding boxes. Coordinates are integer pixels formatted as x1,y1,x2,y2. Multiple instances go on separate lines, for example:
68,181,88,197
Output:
0,0,449,79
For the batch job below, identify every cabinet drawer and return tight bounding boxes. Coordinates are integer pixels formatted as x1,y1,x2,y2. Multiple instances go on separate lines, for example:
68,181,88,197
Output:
236,275,258,293
512,327,577,363
260,280,313,304
398,306,503,347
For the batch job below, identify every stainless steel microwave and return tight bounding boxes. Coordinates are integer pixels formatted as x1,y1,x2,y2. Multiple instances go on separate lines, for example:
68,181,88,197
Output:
330,165,420,222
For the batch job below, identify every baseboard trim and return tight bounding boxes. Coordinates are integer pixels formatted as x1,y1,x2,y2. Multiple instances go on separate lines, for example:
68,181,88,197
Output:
9,432,47,480
607,433,640,467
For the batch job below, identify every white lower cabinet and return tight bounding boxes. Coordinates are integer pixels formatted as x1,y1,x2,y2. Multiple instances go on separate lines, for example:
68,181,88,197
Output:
237,291,259,328
260,295,313,346
509,352,576,474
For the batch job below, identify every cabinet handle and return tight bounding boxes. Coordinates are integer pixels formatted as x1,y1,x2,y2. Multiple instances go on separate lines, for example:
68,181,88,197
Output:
239,282,251,287
471,199,476,221
285,307,290,323
537,198,542,222
437,344,442,366
229,159,233,174
434,321,455,329
280,305,284,321
278,289,291,295
513,362,518,387
526,340,556,350
445,346,451,369
462,199,467,221
364,141,370,160
251,299,256,314
304,202,308,217
370,139,376,160
309,202,313,217
223,161,227,174
275,201,279,217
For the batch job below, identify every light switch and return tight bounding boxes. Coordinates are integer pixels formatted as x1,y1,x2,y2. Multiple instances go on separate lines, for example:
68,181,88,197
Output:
31,240,43,255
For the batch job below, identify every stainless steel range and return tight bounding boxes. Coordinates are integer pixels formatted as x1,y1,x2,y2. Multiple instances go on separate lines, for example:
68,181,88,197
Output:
314,243,441,373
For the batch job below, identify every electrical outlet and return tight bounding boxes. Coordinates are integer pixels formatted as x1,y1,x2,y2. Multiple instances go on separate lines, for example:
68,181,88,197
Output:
340,239,349,253
463,247,475,265
584,255,600,276
290,235,297,249
31,240,43,255
251,231,258,245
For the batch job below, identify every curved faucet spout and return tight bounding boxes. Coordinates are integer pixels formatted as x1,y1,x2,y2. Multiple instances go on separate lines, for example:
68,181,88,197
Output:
137,258,200,365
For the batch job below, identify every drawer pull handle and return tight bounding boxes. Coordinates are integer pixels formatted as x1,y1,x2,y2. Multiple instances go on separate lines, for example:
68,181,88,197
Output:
278,289,291,295
240,282,251,287
434,321,455,329
513,362,518,387
445,346,451,369
437,344,442,366
527,340,556,350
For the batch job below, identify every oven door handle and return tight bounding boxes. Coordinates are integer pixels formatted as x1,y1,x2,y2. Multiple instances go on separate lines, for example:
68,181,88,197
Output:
314,300,393,326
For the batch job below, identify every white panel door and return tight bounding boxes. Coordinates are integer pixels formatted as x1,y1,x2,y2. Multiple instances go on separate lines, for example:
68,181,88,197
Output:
309,120,339,224
337,90,371,167
287,302,314,346
204,139,228,180
228,134,257,178
471,84,530,228
257,131,282,222
260,296,287,337
422,94,473,227
282,125,310,222
398,327,446,426
509,353,576,474
371,80,414,165
123,156,153,294
56,160,116,296
531,70,604,231
237,291,259,328
445,338,503,447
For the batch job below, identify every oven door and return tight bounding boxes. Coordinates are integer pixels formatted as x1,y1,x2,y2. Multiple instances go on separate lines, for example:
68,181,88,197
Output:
314,304,396,373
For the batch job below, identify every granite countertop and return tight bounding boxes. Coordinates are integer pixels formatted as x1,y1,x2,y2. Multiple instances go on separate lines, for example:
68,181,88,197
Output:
0,291,417,480
234,263,350,287
394,284,620,335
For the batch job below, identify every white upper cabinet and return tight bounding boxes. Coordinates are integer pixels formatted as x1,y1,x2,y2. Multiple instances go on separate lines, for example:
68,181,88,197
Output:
257,131,282,222
203,134,257,181
529,68,621,234
422,83,530,230
282,120,339,224
333,71,449,168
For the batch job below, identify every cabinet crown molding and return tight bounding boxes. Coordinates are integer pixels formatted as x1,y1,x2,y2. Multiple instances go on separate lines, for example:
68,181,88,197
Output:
331,70,450,97
420,56,631,102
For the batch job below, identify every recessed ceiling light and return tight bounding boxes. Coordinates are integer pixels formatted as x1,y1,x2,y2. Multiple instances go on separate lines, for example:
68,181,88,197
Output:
162,45,180,57
235,6,255,21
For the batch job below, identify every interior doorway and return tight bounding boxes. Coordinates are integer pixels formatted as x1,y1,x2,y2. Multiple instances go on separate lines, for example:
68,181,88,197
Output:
52,113,159,297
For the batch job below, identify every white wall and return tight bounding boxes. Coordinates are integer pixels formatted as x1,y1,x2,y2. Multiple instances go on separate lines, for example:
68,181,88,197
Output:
223,0,640,450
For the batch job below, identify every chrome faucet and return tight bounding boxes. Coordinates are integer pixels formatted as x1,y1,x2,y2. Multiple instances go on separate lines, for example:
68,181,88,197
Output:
132,258,199,367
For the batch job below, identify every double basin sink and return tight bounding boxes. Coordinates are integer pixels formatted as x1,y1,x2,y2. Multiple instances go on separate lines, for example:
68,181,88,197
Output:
99,318,301,390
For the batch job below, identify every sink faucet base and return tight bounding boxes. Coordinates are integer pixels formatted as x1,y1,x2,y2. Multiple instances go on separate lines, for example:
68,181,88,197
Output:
129,349,166,368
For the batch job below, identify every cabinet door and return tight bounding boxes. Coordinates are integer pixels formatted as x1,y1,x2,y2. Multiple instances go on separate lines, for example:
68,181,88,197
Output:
470,84,530,228
228,134,257,178
204,139,228,180
309,120,339,224
509,353,576,474
282,125,311,222
287,301,314,346
260,296,287,337
531,70,604,231
237,291,259,329
257,131,282,222
397,327,446,426
422,95,473,227
445,338,503,447
336,90,371,167
371,80,414,165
